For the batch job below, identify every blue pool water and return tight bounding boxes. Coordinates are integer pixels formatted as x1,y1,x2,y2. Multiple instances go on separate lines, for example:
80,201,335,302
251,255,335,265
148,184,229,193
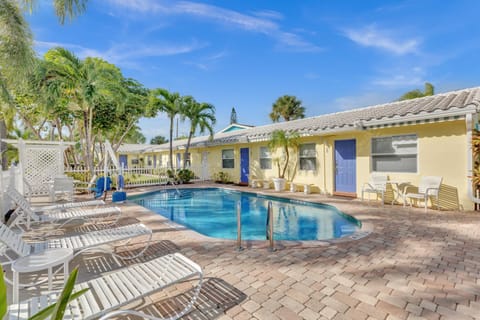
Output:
129,188,360,241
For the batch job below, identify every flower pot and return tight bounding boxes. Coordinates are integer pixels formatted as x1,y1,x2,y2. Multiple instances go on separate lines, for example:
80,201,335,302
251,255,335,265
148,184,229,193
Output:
272,178,286,192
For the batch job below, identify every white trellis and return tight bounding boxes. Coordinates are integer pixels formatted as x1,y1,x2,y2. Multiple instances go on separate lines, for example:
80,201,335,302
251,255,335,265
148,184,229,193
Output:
2,139,74,197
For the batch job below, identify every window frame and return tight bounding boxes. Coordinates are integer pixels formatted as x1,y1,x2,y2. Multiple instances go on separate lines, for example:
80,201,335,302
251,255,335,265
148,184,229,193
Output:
371,134,418,173
259,146,272,170
299,143,317,171
222,149,235,169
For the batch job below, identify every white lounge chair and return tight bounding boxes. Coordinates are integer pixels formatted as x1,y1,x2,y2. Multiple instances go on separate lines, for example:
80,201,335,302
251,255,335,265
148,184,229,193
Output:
0,221,153,301
361,173,388,206
0,222,152,264
6,188,121,230
404,176,443,212
8,252,203,320
32,199,105,213
49,175,75,202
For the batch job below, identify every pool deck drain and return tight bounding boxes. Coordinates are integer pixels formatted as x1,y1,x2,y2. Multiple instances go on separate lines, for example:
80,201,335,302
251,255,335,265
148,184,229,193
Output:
13,182,480,320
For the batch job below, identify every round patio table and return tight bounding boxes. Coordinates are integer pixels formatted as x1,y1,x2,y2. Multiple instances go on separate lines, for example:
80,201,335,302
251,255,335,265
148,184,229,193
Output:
12,248,73,303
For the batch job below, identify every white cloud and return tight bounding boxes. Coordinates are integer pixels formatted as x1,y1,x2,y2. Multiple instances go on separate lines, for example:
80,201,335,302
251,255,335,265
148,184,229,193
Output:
343,24,420,55
372,67,426,88
35,40,105,58
34,39,205,67
252,10,283,21
106,0,320,52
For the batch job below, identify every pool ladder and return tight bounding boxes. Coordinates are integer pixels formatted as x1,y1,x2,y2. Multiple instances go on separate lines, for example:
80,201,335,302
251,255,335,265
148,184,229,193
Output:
265,201,276,252
236,200,275,252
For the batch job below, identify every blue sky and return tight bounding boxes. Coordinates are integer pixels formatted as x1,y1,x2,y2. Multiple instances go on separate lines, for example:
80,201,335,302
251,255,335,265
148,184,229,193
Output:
28,0,480,142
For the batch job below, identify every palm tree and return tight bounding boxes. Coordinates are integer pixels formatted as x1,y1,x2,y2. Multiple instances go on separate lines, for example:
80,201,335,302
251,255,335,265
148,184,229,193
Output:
21,0,88,24
268,129,300,179
181,97,216,168
269,95,305,122
148,89,183,170
399,82,434,101
35,48,126,174
0,0,35,167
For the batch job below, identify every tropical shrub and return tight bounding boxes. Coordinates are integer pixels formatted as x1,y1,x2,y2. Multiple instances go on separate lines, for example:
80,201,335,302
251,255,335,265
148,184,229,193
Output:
177,169,195,183
213,171,231,183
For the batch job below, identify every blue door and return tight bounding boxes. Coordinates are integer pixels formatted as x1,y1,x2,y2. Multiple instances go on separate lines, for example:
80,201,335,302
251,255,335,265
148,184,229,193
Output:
240,148,249,184
334,139,356,193
119,155,128,169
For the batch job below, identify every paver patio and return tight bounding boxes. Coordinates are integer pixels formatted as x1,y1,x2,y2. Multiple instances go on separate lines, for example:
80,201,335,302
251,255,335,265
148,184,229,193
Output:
12,183,480,319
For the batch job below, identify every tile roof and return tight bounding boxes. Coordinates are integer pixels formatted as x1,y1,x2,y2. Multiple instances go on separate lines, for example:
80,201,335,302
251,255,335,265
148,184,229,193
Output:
137,86,480,151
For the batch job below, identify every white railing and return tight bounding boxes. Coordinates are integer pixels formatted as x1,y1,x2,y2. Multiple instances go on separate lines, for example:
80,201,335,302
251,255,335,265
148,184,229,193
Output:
64,165,207,188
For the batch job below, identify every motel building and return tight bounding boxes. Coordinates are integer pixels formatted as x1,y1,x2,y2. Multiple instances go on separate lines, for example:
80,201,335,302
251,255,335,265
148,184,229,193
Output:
117,86,480,211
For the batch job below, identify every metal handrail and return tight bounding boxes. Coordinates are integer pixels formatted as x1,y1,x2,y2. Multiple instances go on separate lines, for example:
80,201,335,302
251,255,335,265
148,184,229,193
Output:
236,201,243,251
266,201,275,252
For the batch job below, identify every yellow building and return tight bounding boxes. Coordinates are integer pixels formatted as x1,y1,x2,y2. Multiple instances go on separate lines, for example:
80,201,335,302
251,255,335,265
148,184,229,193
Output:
121,87,480,210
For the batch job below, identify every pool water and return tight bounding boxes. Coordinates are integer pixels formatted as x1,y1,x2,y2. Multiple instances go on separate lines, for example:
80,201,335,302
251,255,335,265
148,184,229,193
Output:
129,188,360,241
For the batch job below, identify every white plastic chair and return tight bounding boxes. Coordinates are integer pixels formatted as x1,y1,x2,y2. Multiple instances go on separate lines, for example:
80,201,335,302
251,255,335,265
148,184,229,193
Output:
404,176,443,212
7,253,202,320
49,176,74,202
361,173,388,206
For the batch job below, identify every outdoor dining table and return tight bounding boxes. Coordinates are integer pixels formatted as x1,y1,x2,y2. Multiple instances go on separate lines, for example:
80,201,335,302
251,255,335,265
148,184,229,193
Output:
387,181,410,205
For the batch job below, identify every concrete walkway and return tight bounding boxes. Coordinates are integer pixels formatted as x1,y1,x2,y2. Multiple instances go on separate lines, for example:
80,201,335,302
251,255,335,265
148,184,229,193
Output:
14,183,480,319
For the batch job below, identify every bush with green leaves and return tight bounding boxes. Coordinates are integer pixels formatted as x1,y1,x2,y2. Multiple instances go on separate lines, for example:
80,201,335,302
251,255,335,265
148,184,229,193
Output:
213,171,231,183
177,169,195,183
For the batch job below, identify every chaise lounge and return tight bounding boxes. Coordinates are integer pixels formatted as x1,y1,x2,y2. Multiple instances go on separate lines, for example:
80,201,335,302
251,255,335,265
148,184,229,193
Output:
7,253,203,320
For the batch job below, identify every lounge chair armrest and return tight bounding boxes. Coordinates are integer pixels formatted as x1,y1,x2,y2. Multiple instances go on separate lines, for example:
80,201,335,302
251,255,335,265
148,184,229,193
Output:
425,187,440,196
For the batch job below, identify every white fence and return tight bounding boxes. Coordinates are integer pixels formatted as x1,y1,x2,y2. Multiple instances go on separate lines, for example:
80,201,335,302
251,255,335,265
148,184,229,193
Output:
64,165,206,188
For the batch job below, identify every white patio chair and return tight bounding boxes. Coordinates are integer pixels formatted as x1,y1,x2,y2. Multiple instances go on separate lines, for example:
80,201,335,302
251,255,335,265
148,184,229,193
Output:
404,176,443,212
361,173,388,206
7,252,202,320
0,221,153,295
49,176,75,202
6,188,121,230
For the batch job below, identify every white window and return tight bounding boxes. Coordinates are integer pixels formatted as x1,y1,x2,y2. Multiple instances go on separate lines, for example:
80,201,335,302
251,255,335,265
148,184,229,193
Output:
299,143,316,171
184,152,191,167
371,134,417,173
222,149,234,168
259,146,272,169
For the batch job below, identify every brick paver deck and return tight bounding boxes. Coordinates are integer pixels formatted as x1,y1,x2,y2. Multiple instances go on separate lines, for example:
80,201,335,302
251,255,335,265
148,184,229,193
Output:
14,183,480,319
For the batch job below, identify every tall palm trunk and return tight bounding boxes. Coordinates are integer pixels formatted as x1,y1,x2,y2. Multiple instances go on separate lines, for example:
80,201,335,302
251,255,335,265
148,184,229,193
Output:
83,109,93,175
183,128,194,169
0,119,7,169
169,115,174,170
183,129,195,169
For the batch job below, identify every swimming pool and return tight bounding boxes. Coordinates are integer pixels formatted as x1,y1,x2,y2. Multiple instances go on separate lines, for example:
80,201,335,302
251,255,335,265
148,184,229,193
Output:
129,188,360,241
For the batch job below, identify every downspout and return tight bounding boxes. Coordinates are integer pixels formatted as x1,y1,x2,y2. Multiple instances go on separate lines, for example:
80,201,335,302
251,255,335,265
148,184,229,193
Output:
466,111,480,204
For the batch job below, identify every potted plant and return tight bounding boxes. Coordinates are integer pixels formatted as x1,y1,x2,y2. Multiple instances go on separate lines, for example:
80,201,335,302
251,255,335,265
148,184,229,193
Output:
268,129,299,191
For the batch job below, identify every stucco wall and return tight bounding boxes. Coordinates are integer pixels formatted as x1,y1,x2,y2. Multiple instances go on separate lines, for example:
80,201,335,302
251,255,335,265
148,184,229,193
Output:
126,119,470,210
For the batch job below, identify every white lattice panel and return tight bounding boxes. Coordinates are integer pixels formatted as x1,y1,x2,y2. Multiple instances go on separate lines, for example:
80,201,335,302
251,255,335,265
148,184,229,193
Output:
23,145,64,196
